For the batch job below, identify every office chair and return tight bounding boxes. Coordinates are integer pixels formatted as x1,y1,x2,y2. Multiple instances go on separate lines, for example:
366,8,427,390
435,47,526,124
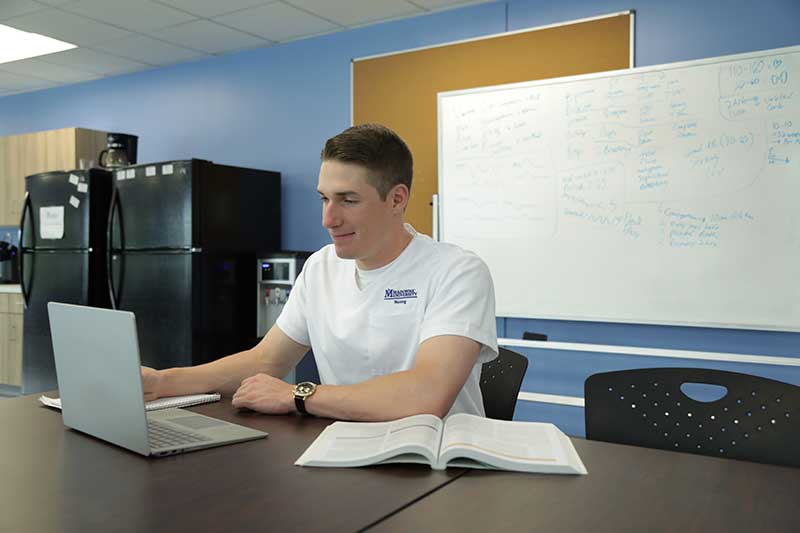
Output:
480,347,529,420
584,368,800,467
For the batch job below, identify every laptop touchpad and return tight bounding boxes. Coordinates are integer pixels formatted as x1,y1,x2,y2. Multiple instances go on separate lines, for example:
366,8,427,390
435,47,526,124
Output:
169,416,227,430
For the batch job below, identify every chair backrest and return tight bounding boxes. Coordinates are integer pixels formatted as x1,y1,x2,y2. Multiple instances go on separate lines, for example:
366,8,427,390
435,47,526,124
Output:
585,367,800,467
480,347,529,420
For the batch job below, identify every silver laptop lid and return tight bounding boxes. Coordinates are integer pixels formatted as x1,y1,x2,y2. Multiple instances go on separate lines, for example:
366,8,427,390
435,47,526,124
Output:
48,302,150,455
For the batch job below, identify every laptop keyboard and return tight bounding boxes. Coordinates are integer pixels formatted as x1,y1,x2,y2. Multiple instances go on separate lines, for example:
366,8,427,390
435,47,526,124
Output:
148,420,212,449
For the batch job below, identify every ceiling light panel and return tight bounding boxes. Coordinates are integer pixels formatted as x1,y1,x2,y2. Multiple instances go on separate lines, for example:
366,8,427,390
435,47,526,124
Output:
0,23,77,64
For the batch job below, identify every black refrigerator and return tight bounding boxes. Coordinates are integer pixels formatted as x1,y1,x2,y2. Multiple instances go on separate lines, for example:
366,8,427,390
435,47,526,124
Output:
20,169,112,393
107,159,280,369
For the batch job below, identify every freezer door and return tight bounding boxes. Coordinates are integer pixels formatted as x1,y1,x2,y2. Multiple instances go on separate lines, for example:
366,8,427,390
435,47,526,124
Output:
23,171,91,250
110,162,195,250
21,251,89,394
111,251,196,368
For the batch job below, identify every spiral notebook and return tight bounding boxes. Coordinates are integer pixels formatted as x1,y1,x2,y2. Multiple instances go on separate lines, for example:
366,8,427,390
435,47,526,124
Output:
40,393,221,412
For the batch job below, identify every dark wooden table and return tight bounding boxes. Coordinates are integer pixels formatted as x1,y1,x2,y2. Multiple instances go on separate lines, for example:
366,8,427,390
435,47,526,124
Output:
0,394,464,533
367,437,800,532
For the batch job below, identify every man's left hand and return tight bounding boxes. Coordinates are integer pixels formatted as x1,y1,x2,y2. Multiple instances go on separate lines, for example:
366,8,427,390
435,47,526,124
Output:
232,373,296,414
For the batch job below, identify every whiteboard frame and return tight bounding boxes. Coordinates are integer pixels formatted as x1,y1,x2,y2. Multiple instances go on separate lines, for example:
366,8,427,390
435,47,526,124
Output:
437,44,800,331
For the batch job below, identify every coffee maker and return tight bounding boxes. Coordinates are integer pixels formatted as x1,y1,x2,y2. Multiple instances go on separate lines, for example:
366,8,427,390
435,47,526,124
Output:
0,239,19,284
98,132,138,169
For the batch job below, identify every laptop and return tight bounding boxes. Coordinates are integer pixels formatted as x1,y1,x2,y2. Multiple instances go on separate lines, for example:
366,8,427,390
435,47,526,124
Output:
48,302,267,457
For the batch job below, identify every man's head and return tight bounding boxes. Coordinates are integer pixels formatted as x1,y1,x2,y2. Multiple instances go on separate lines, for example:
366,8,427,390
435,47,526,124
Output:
317,124,414,270
320,123,413,200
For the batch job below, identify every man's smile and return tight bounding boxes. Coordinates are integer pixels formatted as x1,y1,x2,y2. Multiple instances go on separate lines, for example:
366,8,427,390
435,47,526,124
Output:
331,232,355,242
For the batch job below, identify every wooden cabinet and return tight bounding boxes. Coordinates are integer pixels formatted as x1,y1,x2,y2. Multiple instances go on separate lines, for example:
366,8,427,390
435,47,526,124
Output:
0,127,108,226
0,293,23,386
0,127,107,387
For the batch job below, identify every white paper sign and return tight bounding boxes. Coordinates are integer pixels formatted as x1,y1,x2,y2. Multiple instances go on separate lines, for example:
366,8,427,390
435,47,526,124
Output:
126,169,135,179
146,166,156,177
77,183,88,193
69,196,80,208
68,174,79,185
116,170,126,181
162,164,173,175
40,206,65,239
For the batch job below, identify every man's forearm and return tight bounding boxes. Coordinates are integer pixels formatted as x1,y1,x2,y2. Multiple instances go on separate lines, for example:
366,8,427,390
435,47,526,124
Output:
154,325,308,399
303,369,453,421
158,347,275,397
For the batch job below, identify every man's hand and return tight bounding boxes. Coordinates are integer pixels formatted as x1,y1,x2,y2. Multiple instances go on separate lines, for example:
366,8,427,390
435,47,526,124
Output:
232,373,296,414
141,366,163,402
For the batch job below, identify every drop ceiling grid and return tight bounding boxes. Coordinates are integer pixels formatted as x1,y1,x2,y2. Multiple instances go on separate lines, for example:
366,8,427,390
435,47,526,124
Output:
0,0,491,95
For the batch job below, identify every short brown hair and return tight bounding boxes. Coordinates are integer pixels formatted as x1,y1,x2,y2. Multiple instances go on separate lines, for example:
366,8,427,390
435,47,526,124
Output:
321,123,413,200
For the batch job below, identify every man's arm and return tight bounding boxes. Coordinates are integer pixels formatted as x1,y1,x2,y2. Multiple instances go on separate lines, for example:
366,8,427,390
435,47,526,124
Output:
143,324,309,401
231,334,482,420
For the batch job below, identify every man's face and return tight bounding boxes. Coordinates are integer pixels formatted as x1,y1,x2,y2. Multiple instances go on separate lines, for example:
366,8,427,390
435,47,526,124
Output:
317,160,399,269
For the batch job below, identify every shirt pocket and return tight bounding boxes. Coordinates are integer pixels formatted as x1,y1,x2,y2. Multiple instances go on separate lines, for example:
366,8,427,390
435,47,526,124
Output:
366,307,423,375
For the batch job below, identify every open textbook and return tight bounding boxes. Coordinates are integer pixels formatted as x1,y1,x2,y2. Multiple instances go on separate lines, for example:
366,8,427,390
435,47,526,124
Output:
296,413,587,474
39,393,221,412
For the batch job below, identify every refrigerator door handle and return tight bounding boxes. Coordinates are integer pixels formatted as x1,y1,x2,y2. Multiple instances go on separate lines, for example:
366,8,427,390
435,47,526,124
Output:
18,191,32,308
107,188,122,309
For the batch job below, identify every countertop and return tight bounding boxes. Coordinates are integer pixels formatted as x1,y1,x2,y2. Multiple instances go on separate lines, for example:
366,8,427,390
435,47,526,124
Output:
0,284,21,293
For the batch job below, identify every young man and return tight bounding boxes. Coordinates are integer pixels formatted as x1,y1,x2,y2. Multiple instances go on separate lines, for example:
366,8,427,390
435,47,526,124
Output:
142,124,497,421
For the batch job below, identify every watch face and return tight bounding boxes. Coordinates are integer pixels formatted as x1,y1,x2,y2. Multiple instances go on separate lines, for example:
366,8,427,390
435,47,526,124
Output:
295,381,316,397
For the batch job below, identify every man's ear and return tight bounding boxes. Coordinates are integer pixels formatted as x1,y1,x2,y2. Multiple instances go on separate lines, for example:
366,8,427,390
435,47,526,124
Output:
389,184,409,213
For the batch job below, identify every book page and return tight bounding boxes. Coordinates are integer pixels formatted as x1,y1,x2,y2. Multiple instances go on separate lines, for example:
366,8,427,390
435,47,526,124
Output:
295,414,443,467
438,414,586,473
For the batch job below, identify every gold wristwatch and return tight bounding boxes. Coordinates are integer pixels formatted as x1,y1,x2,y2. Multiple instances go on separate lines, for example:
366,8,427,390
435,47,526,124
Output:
293,381,317,415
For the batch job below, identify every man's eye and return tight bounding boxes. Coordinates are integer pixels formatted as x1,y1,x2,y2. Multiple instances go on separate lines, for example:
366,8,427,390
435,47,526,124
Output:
343,199,358,205
319,197,328,203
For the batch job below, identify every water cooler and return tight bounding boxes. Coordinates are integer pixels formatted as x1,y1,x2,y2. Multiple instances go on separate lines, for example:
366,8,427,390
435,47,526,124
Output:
257,252,310,383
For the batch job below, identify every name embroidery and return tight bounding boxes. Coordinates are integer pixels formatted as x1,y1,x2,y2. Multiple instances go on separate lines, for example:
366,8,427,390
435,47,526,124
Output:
384,288,418,304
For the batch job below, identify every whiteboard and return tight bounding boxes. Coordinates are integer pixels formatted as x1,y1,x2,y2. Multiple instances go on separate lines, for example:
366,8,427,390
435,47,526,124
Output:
438,45,800,331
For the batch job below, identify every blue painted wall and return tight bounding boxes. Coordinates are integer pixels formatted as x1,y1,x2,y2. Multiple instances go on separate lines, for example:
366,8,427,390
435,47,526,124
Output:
2,0,800,432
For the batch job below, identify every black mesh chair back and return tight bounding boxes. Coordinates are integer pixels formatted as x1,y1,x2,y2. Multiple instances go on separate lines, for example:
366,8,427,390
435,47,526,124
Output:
480,347,529,420
585,368,800,467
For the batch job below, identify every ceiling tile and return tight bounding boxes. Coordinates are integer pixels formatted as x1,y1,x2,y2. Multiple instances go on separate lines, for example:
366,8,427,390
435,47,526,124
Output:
154,0,274,18
4,8,131,46
214,2,339,42
286,0,422,27
94,34,206,65
0,57,100,83
152,19,270,54
38,47,151,75
410,0,487,9
60,0,197,33
30,0,73,5
0,69,54,90
0,0,47,21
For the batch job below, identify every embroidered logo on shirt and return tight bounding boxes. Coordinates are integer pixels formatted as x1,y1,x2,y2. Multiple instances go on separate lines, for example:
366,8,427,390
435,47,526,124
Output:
384,288,418,304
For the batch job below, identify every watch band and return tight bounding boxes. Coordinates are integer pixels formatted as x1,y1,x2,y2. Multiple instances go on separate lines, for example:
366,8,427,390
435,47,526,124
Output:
295,396,308,415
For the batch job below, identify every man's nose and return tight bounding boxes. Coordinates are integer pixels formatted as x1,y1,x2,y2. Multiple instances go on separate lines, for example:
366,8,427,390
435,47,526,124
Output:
322,202,341,228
